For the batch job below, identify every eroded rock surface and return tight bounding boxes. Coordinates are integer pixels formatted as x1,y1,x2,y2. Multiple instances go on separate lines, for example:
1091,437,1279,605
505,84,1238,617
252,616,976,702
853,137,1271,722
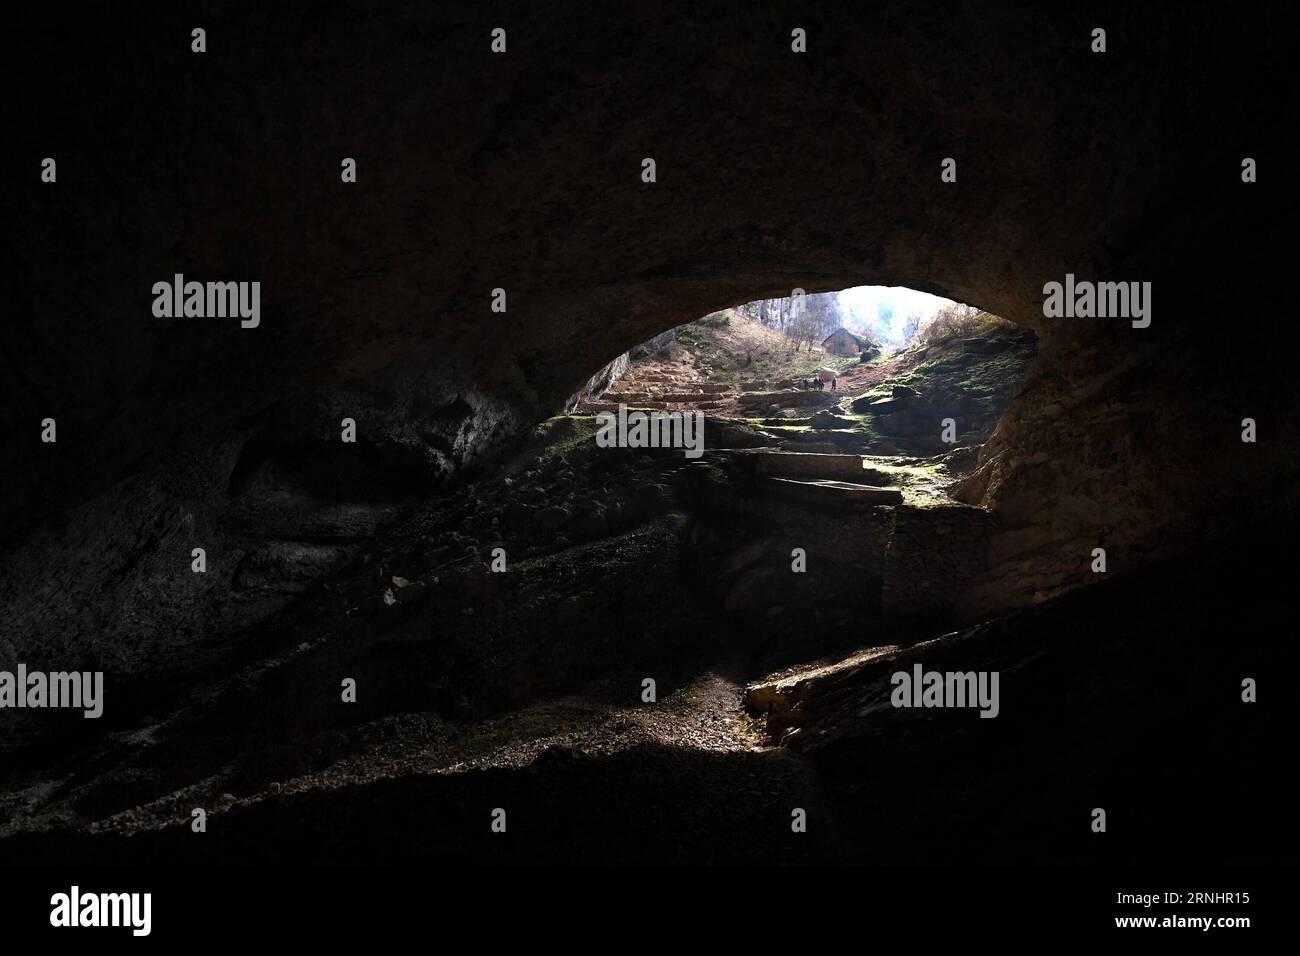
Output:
6,4,1291,629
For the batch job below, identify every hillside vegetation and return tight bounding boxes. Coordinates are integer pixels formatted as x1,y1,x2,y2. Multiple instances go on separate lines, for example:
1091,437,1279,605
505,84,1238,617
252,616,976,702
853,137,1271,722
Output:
673,310,874,385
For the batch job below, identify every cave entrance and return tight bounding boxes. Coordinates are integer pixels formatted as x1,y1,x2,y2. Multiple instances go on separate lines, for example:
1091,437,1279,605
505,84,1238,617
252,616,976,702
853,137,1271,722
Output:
568,285,1038,461
539,285,1038,651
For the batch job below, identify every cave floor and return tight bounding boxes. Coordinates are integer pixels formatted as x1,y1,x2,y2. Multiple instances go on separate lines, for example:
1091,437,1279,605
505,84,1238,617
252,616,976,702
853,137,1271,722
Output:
0,522,1286,867
0,402,1285,867
0,523,1282,867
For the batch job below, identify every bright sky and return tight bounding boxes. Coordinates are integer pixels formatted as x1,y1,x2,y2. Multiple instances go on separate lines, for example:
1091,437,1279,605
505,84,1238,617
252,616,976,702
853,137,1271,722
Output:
836,285,959,347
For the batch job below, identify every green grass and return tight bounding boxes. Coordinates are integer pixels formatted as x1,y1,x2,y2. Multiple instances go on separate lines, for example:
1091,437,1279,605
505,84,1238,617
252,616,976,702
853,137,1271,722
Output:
857,342,1035,424
846,412,882,438
785,354,860,379
955,349,1030,399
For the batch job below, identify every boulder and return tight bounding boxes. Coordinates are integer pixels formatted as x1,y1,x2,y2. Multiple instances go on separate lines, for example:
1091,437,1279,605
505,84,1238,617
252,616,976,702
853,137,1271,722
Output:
811,410,856,430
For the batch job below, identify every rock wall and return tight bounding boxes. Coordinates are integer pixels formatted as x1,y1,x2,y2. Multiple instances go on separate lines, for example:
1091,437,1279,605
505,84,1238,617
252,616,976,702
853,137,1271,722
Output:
564,352,630,413
0,359,522,714
954,323,1300,614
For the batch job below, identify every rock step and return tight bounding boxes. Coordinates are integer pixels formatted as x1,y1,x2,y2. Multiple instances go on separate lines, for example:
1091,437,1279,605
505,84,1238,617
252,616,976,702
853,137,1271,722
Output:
657,391,731,402
598,390,722,403
770,428,872,453
739,432,844,455
758,476,903,510
581,400,670,412
579,400,730,413
774,442,844,455
600,392,656,402
601,392,731,405
745,450,892,483
772,428,836,443
614,382,724,392
737,391,836,408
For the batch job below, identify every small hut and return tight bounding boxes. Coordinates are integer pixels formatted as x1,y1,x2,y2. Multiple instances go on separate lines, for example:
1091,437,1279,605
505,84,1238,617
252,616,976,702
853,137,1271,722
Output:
821,328,878,357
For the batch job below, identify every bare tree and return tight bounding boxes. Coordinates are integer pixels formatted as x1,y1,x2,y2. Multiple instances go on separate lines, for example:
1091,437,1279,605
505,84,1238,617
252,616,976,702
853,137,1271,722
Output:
918,302,998,344
902,309,923,344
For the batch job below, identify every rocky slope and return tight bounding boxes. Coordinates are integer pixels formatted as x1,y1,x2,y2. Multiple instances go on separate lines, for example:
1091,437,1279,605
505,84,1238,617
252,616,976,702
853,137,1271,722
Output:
2,513,1285,866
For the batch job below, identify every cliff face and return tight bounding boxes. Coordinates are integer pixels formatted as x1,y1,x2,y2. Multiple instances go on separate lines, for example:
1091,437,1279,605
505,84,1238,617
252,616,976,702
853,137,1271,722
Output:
3,3,1294,650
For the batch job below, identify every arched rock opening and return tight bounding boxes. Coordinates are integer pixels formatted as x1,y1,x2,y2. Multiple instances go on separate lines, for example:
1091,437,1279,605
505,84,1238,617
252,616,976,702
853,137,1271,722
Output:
3,3,1294,676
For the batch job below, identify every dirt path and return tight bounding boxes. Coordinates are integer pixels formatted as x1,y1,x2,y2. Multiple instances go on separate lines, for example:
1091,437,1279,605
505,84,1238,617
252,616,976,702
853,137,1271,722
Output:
77,673,771,837
17,671,846,866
